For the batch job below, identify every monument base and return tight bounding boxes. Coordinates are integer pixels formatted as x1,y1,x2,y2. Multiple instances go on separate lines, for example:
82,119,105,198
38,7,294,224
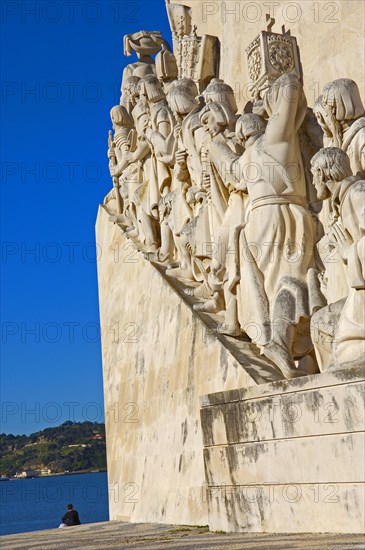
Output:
201,367,365,533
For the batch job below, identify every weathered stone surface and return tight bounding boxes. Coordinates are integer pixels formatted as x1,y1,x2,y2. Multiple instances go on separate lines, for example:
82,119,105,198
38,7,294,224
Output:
96,205,267,525
3,522,365,549
201,367,365,532
205,484,365,534
204,433,364,484
201,367,365,446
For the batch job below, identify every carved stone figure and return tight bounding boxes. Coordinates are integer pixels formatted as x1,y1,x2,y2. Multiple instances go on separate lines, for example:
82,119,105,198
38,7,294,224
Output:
189,101,240,313
120,75,141,113
163,79,201,279
310,147,365,370
138,75,176,262
314,79,365,174
102,19,365,379
129,99,161,250
173,81,239,287
105,105,135,220
167,90,207,281
206,113,267,335
233,74,324,378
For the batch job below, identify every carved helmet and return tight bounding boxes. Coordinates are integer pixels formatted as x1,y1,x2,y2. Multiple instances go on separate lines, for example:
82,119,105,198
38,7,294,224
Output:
155,50,178,81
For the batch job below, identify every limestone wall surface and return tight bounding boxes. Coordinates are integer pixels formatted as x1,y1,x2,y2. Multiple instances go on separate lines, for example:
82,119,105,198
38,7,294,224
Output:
96,205,261,524
170,0,365,110
201,366,365,533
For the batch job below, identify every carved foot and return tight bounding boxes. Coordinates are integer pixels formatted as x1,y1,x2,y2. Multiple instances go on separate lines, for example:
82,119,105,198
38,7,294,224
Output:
158,253,173,265
185,281,212,300
123,224,139,238
262,343,307,379
109,214,133,230
183,287,196,297
143,243,161,260
145,251,172,265
193,292,225,314
217,322,242,337
165,266,194,281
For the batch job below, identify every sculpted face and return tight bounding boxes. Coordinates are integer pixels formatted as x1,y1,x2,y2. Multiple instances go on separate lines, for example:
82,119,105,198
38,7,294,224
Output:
201,111,222,138
311,163,331,200
138,83,148,107
123,82,138,105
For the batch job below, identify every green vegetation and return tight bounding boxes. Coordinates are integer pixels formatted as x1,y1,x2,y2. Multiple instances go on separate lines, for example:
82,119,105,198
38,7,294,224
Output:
0,421,106,477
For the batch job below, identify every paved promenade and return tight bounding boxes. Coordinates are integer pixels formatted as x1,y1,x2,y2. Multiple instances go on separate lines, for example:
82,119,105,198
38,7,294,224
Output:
2,522,365,549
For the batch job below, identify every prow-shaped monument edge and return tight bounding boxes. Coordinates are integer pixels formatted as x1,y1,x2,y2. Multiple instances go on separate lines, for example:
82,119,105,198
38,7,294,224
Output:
102,203,284,385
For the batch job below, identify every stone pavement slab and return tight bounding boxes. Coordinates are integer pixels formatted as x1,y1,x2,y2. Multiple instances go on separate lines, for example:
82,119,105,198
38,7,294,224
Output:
1,522,364,550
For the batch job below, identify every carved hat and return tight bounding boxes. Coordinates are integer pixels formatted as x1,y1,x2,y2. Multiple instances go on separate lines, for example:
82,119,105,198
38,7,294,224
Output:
167,79,199,115
155,49,178,81
322,79,365,122
203,79,238,115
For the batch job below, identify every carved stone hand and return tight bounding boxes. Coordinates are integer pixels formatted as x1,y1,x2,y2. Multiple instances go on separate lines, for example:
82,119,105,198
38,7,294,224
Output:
331,221,353,262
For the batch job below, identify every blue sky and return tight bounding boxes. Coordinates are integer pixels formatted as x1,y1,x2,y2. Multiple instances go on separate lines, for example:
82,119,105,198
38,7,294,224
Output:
1,0,171,435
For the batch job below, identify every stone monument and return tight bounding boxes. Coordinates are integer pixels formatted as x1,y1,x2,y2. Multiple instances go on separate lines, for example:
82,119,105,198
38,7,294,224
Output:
97,0,365,533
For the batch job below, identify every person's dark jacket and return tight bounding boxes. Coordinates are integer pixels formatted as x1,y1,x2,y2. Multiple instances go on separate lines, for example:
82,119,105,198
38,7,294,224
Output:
61,509,81,526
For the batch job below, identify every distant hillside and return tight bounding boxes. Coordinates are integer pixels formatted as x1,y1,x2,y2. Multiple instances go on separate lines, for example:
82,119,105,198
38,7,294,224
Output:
0,421,106,477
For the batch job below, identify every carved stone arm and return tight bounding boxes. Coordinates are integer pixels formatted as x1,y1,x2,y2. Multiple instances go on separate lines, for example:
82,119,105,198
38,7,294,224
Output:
129,139,151,163
209,139,242,189
264,73,307,145
149,118,176,164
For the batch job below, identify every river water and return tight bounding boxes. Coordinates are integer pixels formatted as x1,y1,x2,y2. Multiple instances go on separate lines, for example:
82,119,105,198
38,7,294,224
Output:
0,471,109,536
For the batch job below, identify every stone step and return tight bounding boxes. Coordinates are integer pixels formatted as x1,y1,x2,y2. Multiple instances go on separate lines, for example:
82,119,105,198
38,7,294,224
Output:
200,369,365,446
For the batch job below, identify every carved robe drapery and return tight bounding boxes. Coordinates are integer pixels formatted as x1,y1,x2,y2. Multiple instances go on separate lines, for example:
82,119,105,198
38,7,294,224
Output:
333,181,365,366
235,75,324,358
341,118,365,174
